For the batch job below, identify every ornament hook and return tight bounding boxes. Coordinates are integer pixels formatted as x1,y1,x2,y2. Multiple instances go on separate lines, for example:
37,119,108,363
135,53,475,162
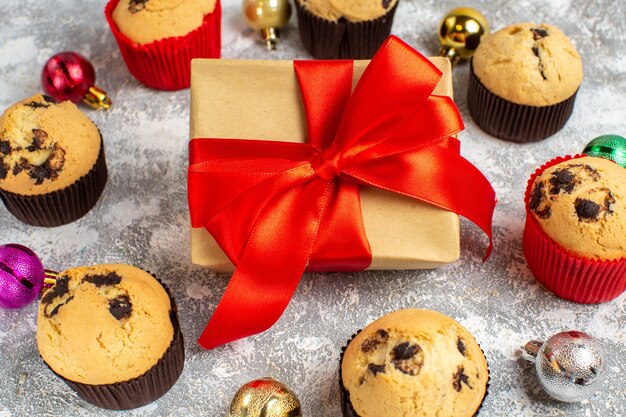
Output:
83,86,112,110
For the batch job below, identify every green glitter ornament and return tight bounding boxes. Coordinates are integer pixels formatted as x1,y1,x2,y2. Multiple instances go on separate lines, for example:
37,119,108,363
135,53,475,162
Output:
583,134,626,168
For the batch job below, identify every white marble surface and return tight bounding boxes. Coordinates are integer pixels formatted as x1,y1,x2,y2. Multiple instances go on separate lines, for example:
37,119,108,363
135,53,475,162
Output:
0,0,625,416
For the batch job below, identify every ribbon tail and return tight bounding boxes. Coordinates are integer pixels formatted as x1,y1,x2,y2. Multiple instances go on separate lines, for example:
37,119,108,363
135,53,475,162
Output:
199,180,331,349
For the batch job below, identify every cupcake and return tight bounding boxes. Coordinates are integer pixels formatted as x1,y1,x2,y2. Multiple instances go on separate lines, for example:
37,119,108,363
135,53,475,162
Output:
523,155,626,303
37,264,184,410
0,94,107,227
468,23,583,142
295,0,398,59
340,309,489,417
105,0,221,90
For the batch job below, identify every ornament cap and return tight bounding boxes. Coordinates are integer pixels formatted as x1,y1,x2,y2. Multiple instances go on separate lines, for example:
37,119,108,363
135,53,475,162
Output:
261,27,280,51
437,45,462,66
521,340,543,362
83,85,112,110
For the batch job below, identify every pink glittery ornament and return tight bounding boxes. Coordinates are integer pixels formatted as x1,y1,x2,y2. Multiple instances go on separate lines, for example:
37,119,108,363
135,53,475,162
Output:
0,244,45,309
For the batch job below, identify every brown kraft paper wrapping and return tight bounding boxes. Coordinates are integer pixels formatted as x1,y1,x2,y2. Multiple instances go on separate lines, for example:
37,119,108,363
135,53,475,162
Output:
189,57,459,272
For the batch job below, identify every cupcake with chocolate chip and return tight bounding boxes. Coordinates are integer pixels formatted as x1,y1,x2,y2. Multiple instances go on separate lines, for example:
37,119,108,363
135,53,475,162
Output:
0,94,107,227
468,23,582,142
105,0,221,90
340,309,489,417
37,264,184,410
524,155,626,303
295,0,399,59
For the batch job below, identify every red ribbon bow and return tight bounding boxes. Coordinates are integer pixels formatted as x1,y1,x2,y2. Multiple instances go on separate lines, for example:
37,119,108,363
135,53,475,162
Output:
189,36,496,349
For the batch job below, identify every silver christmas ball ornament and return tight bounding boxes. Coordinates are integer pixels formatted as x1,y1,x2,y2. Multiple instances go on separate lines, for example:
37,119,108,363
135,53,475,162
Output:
521,331,606,402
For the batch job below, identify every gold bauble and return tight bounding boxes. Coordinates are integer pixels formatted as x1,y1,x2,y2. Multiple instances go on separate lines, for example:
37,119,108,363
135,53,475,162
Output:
228,378,302,417
243,0,292,51
437,7,490,65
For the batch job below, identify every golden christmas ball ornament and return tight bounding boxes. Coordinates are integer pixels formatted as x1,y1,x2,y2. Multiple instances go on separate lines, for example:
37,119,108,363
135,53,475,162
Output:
437,7,490,65
228,378,302,417
243,0,292,51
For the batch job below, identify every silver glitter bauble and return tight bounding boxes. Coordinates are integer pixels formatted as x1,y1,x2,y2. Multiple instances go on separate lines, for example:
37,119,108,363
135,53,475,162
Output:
522,331,606,402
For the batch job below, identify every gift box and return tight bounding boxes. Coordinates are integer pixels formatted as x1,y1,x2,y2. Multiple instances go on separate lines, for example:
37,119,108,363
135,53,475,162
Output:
190,58,456,272
188,37,495,349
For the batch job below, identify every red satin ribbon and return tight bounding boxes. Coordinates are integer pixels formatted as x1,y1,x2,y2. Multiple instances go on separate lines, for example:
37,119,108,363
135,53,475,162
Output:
188,36,496,349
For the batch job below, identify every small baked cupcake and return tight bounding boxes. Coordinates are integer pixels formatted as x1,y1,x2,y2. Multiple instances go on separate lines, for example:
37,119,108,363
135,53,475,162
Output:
0,94,107,227
524,155,626,303
340,309,489,417
468,23,582,142
37,264,184,410
295,0,399,59
105,0,221,90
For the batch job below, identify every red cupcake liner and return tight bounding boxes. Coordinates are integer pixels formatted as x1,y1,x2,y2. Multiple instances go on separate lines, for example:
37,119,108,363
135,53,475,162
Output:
105,0,221,91
522,155,626,303
0,135,107,227
43,275,185,410
467,62,577,142
339,331,490,417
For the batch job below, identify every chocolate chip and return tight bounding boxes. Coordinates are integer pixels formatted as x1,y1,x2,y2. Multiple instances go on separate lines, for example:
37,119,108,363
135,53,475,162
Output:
129,0,148,13
29,162,52,185
530,28,549,40
575,198,601,220
47,145,65,176
392,342,418,360
457,338,466,356
391,342,424,375
109,295,132,320
368,363,386,376
452,366,471,392
0,141,10,155
42,95,55,103
41,276,70,305
604,191,615,214
531,44,547,80
47,296,74,318
530,182,551,219
550,168,577,194
31,129,48,148
530,182,544,210
361,329,389,352
382,0,391,8
24,101,50,109
83,271,122,287
0,162,7,180
10,163,19,176
532,46,540,57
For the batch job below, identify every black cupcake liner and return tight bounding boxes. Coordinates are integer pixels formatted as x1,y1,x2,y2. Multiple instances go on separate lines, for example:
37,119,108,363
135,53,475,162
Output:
0,135,107,227
42,275,185,410
339,329,490,417
467,61,577,143
295,1,398,59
